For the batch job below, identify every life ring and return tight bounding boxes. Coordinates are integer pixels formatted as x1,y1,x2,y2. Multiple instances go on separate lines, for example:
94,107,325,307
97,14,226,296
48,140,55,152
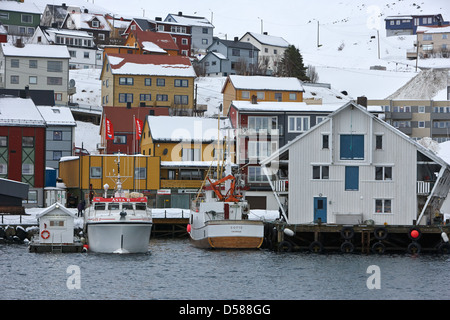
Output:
408,227,422,240
41,229,50,240
340,226,354,240
373,227,388,240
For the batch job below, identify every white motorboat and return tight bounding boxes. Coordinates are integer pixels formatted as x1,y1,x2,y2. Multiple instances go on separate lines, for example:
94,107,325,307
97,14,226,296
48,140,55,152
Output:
84,155,152,254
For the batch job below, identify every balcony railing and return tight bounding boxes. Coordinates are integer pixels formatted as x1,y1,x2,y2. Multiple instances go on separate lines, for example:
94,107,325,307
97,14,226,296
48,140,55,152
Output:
273,179,289,193
417,181,432,195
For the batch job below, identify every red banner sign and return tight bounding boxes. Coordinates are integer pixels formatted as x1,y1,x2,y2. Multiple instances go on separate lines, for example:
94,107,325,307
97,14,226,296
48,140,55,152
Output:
135,118,143,140
105,117,114,140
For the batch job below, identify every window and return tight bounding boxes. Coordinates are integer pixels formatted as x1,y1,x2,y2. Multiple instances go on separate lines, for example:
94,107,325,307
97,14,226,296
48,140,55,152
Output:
22,163,34,175
313,166,329,180
69,50,76,58
22,137,34,147
53,151,62,161
29,60,37,68
84,51,90,58
423,34,432,41
10,75,19,84
248,141,276,159
248,116,277,132
418,106,425,113
29,76,37,85
47,77,62,85
11,59,19,68
0,136,7,147
422,44,433,51
418,121,425,128
50,220,65,227
113,135,126,144
241,91,250,99
23,191,37,204
340,135,364,160
274,93,282,101
145,78,151,86
47,61,63,72
119,77,133,85
202,27,208,34
55,93,62,101
156,78,165,86
288,116,309,133
21,14,33,24
90,167,102,178
181,148,201,161
134,167,146,179
248,166,268,182
119,93,133,103
375,199,392,213
0,163,7,174
289,93,297,100
140,94,151,101
232,49,240,56
174,95,188,105
0,12,9,20
345,166,359,191
174,79,188,87
53,131,62,141
182,38,188,45
375,167,392,181
257,92,265,100
375,135,383,150
322,135,329,149
156,94,168,101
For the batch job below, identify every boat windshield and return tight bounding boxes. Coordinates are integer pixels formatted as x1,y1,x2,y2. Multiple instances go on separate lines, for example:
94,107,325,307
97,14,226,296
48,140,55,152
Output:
108,203,120,210
94,203,106,210
136,203,147,211
122,203,133,210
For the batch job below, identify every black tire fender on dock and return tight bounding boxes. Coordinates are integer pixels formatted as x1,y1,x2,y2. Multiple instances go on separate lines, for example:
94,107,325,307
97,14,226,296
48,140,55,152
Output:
371,241,386,254
340,241,354,253
437,242,450,254
407,241,421,254
340,226,354,240
278,240,292,252
309,241,323,253
373,226,388,240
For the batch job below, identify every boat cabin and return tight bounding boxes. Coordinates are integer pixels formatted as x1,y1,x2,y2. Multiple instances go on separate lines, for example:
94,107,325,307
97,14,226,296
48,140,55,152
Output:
36,202,77,244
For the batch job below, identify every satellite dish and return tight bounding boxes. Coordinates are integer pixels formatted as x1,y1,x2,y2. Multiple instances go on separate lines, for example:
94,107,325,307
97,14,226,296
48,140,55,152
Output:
69,79,76,88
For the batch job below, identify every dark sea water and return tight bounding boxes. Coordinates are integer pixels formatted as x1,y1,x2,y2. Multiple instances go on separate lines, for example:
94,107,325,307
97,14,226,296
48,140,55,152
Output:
1,238,450,301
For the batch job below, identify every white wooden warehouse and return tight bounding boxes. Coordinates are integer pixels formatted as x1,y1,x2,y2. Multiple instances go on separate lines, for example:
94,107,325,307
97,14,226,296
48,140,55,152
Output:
261,102,450,226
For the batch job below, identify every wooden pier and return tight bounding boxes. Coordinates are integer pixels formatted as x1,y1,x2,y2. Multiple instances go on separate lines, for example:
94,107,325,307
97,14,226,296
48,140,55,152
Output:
152,218,189,238
265,222,450,254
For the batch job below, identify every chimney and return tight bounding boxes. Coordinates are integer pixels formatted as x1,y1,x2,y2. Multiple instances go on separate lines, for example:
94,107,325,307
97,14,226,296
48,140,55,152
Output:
263,32,268,35
178,11,183,16
15,38,24,48
25,85,29,98
155,17,162,21
357,96,368,108
234,36,238,42
251,95,257,104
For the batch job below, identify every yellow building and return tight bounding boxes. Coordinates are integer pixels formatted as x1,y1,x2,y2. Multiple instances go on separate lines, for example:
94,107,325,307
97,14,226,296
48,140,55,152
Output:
221,75,305,116
140,115,235,207
100,53,197,114
59,154,160,205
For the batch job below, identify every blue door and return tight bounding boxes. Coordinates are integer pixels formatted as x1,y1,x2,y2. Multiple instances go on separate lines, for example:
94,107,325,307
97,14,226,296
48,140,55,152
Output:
345,166,359,191
314,197,327,223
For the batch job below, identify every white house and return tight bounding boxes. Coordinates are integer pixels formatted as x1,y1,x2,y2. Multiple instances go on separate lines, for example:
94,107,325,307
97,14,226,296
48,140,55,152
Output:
0,42,71,105
261,101,450,226
239,32,289,75
31,26,102,69
36,202,77,244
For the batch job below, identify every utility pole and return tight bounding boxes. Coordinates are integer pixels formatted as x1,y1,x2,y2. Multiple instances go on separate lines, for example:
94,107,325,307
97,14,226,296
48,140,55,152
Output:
377,29,380,59
317,20,320,48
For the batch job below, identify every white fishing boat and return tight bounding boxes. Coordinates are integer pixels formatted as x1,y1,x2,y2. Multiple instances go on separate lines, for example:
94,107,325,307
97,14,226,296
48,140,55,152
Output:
188,133,264,249
84,155,152,254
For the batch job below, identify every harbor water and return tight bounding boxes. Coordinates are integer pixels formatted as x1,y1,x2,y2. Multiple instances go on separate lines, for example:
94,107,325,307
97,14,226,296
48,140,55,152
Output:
1,238,450,300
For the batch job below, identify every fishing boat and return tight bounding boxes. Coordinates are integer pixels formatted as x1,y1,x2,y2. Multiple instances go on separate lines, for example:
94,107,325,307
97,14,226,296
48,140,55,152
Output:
188,133,264,249
84,154,152,254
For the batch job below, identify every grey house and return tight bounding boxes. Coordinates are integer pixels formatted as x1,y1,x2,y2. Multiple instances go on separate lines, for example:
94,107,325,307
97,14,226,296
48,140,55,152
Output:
202,37,259,77
164,12,214,55
37,106,76,174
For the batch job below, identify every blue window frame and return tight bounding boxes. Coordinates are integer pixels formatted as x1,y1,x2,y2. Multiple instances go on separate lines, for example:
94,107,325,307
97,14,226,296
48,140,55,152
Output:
340,135,364,160
345,166,359,191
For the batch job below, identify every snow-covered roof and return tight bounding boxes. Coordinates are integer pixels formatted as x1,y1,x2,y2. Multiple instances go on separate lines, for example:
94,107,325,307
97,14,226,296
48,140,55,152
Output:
1,43,70,59
166,13,213,28
0,97,45,127
42,27,94,39
141,41,167,54
161,161,237,168
106,53,196,77
224,75,304,92
37,202,76,219
0,1,41,14
242,32,289,48
302,83,352,104
417,26,450,34
230,100,343,112
66,13,111,31
37,106,76,126
147,116,231,142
